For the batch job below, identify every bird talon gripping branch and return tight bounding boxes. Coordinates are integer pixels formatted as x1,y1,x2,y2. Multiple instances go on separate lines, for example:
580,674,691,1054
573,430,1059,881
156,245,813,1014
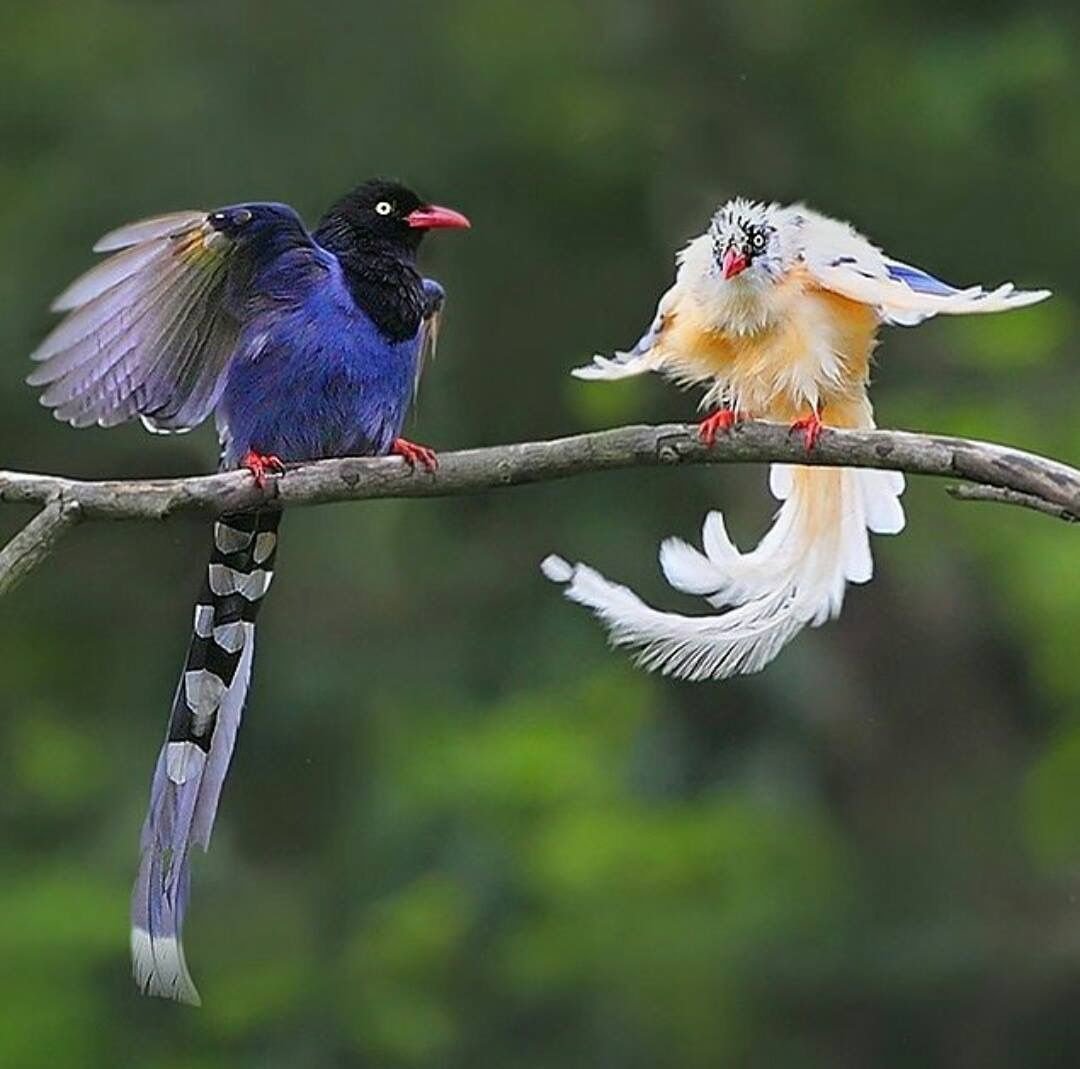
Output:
697,407,739,447
547,196,1051,683
241,450,286,488
391,436,439,472
789,410,824,452
27,177,468,1003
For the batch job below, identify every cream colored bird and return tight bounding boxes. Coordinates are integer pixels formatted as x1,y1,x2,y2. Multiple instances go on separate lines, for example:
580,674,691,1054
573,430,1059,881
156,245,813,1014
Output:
543,198,1050,681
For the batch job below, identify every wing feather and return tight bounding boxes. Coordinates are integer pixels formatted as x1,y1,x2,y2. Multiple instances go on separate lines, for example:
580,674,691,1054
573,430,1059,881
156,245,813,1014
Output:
795,208,1050,324
85,258,225,428
42,248,223,425
27,210,285,432
31,257,190,397
128,256,235,427
571,284,676,380
93,211,207,253
50,238,182,313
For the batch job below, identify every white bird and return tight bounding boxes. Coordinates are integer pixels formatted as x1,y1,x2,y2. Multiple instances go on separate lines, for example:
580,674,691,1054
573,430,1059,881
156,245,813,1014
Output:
544,198,1051,680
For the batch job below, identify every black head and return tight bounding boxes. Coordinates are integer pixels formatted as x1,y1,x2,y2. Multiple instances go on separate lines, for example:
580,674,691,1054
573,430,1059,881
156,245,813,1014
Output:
315,178,469,260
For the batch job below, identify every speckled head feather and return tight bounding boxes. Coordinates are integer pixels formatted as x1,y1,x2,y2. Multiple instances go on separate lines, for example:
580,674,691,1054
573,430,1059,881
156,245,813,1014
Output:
706,198,793,280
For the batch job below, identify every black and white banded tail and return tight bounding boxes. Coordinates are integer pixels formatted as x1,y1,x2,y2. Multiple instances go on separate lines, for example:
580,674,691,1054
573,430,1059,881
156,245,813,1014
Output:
131,510,280,1005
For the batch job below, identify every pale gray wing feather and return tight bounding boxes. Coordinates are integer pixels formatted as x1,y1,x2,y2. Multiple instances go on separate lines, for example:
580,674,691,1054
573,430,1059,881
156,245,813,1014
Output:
93,211,208,253
571,283,676,380
795,207,1051,325
28,213,242,432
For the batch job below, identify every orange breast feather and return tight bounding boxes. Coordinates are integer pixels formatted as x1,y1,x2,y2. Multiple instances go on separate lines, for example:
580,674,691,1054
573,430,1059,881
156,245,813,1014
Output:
659,280,879,423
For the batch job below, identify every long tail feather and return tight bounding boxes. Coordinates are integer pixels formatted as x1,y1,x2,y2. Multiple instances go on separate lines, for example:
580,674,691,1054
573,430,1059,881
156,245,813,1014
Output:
544,463,905,681
131,510,279,1005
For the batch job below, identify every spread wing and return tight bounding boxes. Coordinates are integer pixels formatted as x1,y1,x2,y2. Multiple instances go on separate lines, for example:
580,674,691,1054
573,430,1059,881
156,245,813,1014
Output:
571,283,678,381
795,208,1051,326
27,205,316,432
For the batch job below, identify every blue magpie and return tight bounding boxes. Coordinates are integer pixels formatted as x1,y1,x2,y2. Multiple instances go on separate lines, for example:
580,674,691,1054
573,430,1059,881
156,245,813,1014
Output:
27,178,470,1004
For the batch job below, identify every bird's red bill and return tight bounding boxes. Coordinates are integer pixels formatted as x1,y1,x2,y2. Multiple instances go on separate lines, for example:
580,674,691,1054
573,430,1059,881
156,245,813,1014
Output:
722,248,748,279
406,205,471,230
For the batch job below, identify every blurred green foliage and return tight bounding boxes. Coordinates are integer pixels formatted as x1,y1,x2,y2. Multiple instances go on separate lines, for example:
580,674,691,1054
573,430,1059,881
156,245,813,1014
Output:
1,1,1078,1066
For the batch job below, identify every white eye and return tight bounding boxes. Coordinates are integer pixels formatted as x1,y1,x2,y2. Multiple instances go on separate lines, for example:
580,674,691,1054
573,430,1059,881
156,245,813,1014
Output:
374,201,393,216
751,231,767,250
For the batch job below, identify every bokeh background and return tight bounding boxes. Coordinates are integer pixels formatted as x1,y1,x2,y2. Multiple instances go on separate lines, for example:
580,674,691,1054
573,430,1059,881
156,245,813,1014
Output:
2,2,1079,1066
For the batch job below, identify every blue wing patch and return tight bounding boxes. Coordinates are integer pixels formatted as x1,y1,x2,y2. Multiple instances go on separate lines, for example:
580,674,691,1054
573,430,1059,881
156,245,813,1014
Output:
885,261,959,297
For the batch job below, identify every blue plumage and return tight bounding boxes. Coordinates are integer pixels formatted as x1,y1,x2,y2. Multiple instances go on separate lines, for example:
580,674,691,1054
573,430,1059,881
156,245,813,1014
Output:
28,178,469,1004
219,243,424,465
885,260,959,297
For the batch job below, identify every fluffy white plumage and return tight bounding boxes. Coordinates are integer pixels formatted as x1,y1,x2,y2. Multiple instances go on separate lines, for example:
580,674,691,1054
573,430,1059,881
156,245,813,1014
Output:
545,465,905,679
547,198,1049,679
573,200,1050,383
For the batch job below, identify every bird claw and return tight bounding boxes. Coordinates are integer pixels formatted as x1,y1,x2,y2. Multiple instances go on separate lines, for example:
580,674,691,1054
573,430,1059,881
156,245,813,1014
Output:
391,437,438,472
698,408,740,447
789,410,824,452
242,450,286,489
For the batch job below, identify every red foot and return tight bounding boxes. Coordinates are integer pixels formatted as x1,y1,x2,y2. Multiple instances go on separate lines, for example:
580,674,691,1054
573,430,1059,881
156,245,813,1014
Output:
391,437,438,472
697,408,741,447
242,450,285,489
790,409,824,452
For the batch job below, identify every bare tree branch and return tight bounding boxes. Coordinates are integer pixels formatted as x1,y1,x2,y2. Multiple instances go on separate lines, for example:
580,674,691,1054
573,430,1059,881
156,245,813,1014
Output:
0,421,1076,594
0,497,82,596
945,483,1079,522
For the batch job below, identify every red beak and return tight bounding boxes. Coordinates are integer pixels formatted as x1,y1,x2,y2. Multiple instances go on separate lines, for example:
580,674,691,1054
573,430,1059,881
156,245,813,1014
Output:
722,248,748,280
406,204,471,230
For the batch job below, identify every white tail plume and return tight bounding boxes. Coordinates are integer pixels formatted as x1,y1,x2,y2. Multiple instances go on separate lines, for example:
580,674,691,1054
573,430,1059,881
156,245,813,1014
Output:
543,464,905,680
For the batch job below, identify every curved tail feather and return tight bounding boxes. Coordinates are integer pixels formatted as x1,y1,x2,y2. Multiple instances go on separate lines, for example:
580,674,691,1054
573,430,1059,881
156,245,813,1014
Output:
131,509,279,1004
543,464,905,681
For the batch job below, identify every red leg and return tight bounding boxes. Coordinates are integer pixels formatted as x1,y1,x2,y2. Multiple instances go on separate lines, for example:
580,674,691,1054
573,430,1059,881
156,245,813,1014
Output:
697,407,740,448
242,450,286,489
391,437,438,472
789,408,824,452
